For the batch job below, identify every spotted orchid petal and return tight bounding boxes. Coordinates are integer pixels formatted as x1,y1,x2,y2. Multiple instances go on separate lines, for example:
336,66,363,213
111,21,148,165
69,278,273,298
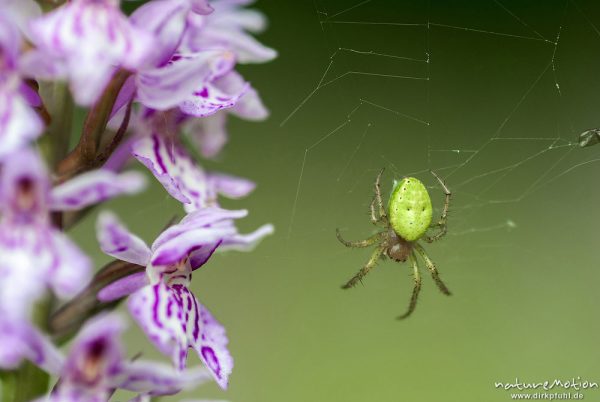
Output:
128,282,233,389
96,211,152,266
136,50,236,111
132,134,199,204
179,69,249,118
27,0,154,105
132,134,256,212
50,170,146,211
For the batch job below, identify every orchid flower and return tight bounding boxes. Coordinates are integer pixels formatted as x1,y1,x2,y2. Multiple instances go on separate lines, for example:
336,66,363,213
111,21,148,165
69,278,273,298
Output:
0,148,145,326
18,313,213,401
23,0,155,106
96,209,271,389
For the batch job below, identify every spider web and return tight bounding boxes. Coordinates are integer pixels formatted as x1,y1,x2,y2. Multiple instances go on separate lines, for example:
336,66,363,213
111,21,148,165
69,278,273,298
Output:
281,0,600,253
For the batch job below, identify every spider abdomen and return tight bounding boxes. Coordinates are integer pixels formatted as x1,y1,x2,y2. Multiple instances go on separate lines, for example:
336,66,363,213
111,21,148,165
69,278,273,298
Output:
388,177,432,241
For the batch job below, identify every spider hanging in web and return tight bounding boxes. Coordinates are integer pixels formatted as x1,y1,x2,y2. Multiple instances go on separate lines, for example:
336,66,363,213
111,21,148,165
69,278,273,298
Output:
336,168,452,319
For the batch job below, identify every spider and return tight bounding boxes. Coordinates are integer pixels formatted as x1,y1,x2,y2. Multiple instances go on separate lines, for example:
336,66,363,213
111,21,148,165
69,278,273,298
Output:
336,168,452,319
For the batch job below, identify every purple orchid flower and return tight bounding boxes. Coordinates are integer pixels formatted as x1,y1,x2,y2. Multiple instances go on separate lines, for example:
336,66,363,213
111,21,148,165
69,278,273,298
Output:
0,11,43,159
23,0,155,106
95,209,271,389
111,0,264,120
0,148,146,324
11,313,213,401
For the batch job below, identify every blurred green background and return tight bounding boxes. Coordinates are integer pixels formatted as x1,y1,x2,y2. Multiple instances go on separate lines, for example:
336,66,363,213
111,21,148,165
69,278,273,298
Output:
76,0,600,401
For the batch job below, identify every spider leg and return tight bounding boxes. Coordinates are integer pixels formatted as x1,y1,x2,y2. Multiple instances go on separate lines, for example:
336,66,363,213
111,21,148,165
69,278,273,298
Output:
413,243,451,295
336,229,384,248
370,168,388,226
425,170,451,243
341,245,385,289
398,252,421,320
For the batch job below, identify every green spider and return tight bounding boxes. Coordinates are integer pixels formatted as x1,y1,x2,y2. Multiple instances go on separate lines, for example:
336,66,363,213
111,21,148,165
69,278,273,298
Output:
336,168,452,319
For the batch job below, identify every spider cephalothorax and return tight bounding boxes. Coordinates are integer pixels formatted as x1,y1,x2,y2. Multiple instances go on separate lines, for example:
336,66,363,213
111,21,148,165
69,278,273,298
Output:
336,169,452,319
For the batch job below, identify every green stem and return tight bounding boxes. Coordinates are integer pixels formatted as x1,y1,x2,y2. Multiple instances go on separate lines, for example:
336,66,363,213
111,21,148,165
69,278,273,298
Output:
57,69,131,181
44,82,75,169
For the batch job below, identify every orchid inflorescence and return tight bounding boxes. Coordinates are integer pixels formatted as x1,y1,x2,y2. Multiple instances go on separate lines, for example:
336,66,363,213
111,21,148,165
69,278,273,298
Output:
0,0,276,401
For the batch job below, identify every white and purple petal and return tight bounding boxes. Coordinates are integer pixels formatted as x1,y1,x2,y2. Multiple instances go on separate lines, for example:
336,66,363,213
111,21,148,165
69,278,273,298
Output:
96,211,151,266
50,170,146,211
136,50,236,111
151,224,234,266
131,134,206,207
178,69,248,118
97,271,149,302
150,208,247,257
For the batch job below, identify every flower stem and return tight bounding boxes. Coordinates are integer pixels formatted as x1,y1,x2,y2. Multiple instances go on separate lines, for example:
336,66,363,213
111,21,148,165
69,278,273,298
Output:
57,69,131,181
